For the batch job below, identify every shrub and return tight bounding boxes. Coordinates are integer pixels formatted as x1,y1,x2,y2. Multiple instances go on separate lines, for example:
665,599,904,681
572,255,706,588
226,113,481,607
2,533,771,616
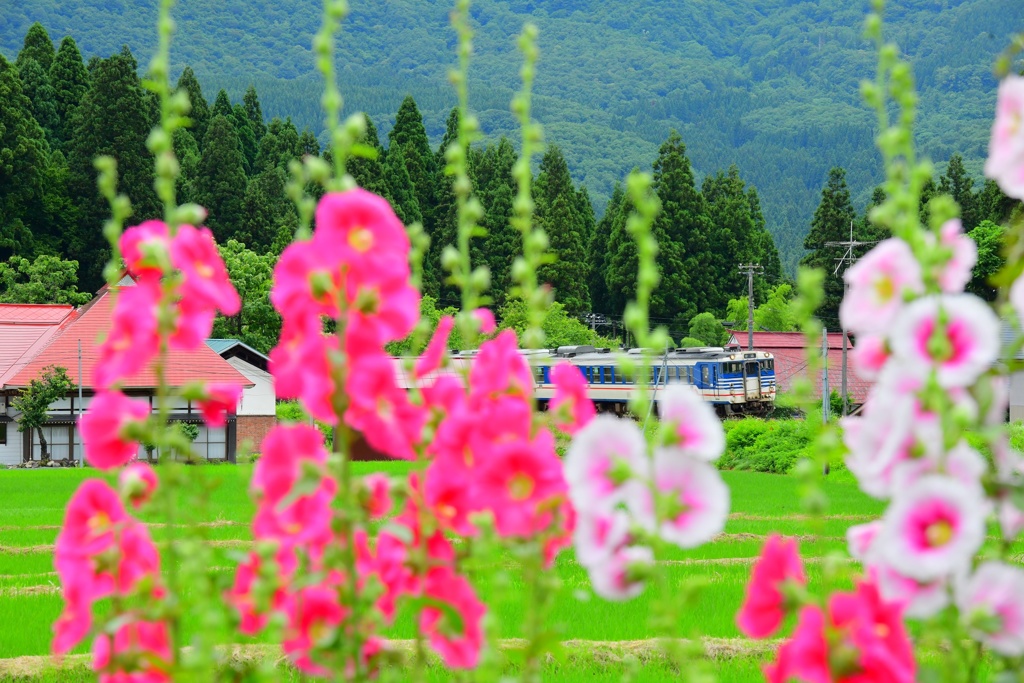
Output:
276,400,334,448
719,418,812,474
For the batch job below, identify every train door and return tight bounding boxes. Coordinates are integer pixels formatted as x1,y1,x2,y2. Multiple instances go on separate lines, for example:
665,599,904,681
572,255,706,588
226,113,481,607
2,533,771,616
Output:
743,361,761,400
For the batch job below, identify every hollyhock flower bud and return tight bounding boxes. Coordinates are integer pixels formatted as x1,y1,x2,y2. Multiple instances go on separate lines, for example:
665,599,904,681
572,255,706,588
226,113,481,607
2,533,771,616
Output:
957,562,1024,655
588,544,654,602
656,384,725,461
984,75,1024,200
550,362,595,434
92,620,172,683
420,568,486,669
737,535,806,638
170,225,240,316
415,316,455,379
197,383,242,428
889,294,999,388
840,238,924,336
565,415,649,514
120,220,170,279
877,474,988,581
118,462,158,509
95,281,161,389
283,586,348,676
80,392,150,470
361,473,393,520
652,449,729,548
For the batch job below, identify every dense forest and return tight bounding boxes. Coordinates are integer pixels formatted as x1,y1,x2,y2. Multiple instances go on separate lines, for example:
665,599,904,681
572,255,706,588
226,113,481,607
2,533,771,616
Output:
1,14,1021,349
1,0,1021,273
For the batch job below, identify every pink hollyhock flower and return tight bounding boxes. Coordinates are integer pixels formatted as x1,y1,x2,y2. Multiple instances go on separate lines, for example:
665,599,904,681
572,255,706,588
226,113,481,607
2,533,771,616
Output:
283,585,348,676
362,473,392,520
422,374,465,415
225,548,295,636
477,430,567,537
565,415,649,514
420,567,486,669
574,508,633,569
877,474,988,581
118,462,158,509
764,605,828,683
252,424,329,505
957,561,1024,656
890,294,1000,388
271,240,342,323
92,620,172,683
345,352,426,461
737,535,806,638
80,391,150,470
829,581,916,682
997,495,1024,541
424,456,477,535
373,530,416,621
473,307,496,334
469,330,534,400
652,449,729,548
197,383,242,428
254,483,336,551
588,544,654,602
933,219,977,294
840,238,924,336
850,335,890,381
167,294,216,351
985,75,1024,200
95,281,161,389
270,322,338,424
872,564,950,620
415,315,455,379
550,362,596,434
170,225,240,316
890,440,987,493
656,384,724,461
313,189,411,279
766,582,915,683
120,220,169,280
345,271,421,346
52,577,93,655
56,480,129,557
846,521,882,562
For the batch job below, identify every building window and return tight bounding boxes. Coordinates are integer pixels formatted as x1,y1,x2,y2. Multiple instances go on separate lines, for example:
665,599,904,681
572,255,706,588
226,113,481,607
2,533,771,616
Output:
0,423,6,445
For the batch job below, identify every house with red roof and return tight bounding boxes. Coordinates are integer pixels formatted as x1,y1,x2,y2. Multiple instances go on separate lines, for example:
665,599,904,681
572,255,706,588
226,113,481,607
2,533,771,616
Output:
725,331,873,406
0,278,253,466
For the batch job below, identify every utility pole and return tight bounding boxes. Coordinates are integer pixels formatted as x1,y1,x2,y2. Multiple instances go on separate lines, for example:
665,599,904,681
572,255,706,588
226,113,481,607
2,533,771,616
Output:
737,263,763,350
824,222,877,417
822,327,830,476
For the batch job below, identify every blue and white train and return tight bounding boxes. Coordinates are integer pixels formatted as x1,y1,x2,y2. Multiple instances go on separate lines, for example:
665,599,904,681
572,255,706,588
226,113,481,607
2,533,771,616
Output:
396,345,776,417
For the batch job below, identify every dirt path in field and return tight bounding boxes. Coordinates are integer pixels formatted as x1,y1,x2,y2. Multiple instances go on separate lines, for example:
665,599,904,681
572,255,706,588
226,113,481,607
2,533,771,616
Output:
0,520,246,533
0,638,783,678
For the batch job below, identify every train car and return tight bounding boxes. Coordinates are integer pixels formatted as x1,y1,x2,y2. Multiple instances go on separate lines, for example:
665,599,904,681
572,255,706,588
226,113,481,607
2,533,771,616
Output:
528,345,775,416
394,345,776,417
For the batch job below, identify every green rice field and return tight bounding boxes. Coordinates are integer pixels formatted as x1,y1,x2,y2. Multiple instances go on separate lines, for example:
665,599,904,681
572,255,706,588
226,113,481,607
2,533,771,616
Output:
0,463,1010,681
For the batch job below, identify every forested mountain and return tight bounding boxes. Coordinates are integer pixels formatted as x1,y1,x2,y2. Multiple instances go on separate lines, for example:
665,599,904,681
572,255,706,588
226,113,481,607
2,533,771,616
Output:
2,0,1020,272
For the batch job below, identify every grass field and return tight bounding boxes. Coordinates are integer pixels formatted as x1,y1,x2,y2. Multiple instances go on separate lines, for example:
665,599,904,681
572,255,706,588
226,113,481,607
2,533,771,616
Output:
0,463,1005,681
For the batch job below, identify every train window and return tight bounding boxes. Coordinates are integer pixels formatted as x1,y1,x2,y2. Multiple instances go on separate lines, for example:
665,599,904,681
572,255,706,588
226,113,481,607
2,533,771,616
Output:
702,366,710,384
535,366,547,383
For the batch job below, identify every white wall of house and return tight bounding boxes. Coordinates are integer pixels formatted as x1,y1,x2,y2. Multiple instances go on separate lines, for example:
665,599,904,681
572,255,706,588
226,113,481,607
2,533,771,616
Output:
1011,371,1024,422
0,424,21,466
227,357,275,416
